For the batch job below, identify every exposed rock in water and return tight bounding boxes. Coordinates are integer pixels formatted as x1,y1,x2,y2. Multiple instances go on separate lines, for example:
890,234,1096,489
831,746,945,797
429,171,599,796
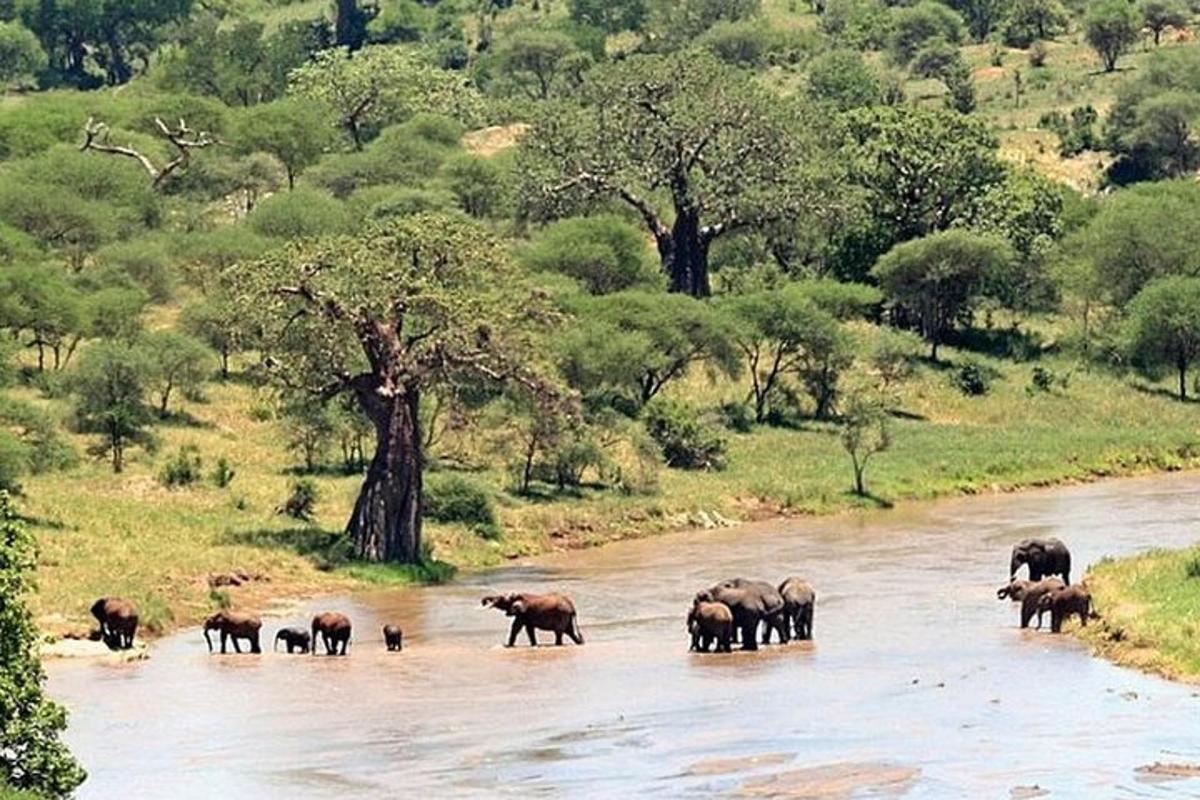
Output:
734,761,919,798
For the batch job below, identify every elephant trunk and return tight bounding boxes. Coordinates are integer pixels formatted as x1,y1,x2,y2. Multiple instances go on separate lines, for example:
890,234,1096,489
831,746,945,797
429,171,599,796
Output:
1009,552,1021,579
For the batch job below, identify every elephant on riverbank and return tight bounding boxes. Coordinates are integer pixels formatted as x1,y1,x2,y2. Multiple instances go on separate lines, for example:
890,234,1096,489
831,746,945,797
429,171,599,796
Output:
1003,578,1065,629
311,612,352,655
481,593,584,647
90,597,139,650
1010,538,1071,585
778,577,815,641
1038,586,1092,633
688,600,734,653
274,627,311,654
696,579,787,651
204,611,262,654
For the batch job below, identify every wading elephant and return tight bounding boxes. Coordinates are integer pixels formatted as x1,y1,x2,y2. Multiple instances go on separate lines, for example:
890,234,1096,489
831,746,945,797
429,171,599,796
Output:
273,627,311,654
1010,538,1071,585
383,624,403,652
696,579,787,651
687,600,734,653
1038,585,1092,633
204,610,262,654
778,577,815,641
90,597,139,650
481,593,584,647
311,612,352,656
1007,578,1065,629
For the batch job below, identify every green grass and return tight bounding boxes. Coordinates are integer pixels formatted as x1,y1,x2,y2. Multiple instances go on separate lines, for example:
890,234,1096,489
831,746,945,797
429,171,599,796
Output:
1082,546,1200,681
18,317,1200,640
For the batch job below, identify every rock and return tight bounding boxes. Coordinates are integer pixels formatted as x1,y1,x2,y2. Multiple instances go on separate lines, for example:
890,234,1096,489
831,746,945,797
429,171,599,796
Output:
40,637,149,661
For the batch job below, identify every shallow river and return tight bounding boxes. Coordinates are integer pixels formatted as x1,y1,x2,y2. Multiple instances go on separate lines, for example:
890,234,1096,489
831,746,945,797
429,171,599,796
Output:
48,474,1200,798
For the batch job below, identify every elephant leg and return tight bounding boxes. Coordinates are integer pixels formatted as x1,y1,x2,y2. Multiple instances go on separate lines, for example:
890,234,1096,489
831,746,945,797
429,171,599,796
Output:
340,636,348,656
220,631,229,654
690,630,700,651
506,619,521,647
232,635,243,654
526,625,538,646
741,622,758,651
250,633,261,654
555,631,564,646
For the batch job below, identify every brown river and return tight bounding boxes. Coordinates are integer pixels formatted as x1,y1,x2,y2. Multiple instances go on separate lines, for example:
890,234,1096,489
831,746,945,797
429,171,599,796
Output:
48,474,1200,798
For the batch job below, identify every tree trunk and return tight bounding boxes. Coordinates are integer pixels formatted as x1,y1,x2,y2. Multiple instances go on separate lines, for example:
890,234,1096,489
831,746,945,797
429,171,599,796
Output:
659,210,711,298
346,389,423,563
110,426,123,473
1179,356,1188,401
334,0,367,49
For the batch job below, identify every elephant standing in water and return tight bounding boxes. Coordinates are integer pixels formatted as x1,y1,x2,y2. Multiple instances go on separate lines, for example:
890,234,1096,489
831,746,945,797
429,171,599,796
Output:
696,579,787,651
1038,586,1092,633
778,577,815,640
481,593,584,647
90,597,139,650
274,627,311,654
688,600,734,653
383,624,403,652
204,611,262,654
1010,538,1071,585
311,612,352,655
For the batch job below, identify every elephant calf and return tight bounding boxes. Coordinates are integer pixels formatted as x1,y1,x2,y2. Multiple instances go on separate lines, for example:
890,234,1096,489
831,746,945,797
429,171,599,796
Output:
274,627,311,654
383,624,403,652
1013,578,1065,629
204,610,262,654
1038,586,1092,633
90,597,139,650
688,600,734,653
778,577,815,641
482,592,584,647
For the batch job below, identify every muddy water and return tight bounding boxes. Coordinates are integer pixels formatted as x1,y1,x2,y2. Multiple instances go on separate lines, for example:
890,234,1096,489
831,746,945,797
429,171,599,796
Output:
49,474,1200,798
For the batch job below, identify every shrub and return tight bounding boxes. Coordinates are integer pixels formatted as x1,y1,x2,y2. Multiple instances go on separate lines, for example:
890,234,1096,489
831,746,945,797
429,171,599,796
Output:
718,402,755,433
642,398,727,470
211,457,236,488
159,446,202,489
424,474,501,539
1027,365,1069,394
280,479,318,521
1185,555,1200,579
245,188,349,239
955,360,996,396
1028,40,1048,68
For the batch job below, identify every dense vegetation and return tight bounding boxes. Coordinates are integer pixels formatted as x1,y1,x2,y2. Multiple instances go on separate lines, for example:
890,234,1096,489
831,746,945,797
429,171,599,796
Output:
1,0,1200,649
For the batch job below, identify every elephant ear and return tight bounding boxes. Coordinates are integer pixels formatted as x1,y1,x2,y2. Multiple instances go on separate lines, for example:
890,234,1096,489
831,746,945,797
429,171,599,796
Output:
509,599,527,617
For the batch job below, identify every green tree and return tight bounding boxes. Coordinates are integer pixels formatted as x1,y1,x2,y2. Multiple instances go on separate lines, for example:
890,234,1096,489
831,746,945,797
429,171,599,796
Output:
0,21,44,88
0,492,86,798
945,0,1006,41
1105,49,1200,181
245,188,350,240
236,100,334,190
806,49,882,112
521,215,657,294
888,1,965,66
872,230,1015,360
488,29,589,100
141,331,215,416
228,214,558,564
1142,0,1188,46
0,265,84,372
280,395,336,472
179,294,249,379
1003,0,1069,46
724,286,852,422
519,51,828,297
912,38,976,113
568,0,646,33
1086,0,1140,73
440,154,507,219
0,398,77,493
646,0,761,47
840,391,891,496
289,46,483,149
1124,276,1200,399
70,341,153,473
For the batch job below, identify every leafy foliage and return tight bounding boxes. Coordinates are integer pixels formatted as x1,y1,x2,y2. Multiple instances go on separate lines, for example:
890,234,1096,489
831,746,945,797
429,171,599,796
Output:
1124,276,1200,400
424,474,501,539
642,397,727,470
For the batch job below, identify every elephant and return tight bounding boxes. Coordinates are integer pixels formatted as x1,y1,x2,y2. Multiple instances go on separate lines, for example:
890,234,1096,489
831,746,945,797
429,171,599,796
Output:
311,612,352,656
273,627,311,654
1010,538,1071,585
1038,585,1092,633
204,610,262,654
383,624,403,652
90,597,139,650
481,593,584,647
996,578,1036,601
778,577,815,641
687,600,734,653
1011,578,1066,629
696,579,787,651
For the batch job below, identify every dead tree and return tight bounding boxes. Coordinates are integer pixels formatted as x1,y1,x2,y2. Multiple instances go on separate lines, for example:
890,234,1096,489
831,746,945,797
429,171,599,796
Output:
80,117,220,189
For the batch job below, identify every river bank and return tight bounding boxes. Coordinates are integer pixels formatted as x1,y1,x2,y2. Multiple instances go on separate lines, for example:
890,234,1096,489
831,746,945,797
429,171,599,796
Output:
22,345,1200,643
46,472,1200,798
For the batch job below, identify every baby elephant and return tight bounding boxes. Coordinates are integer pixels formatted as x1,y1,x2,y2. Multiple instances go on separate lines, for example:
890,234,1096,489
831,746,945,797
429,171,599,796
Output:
1006,577,1066,629
204,610,262,654
274,627,311,654
778,577,815,641
482,592,584,647
383,624,403,652
1038,585,1092,633
688,600,733,653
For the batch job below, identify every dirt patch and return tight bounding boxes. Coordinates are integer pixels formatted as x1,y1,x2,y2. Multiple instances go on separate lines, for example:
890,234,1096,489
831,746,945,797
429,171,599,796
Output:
462,123,529,157
734,761,919,798
1135,762,1200,782
687,752,795,776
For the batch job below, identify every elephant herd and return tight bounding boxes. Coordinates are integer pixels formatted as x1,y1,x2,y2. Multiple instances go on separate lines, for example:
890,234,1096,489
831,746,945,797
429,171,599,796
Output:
86,536,1092,658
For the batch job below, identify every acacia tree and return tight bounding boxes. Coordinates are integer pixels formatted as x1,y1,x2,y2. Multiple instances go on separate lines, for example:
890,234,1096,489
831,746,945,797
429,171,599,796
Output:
1086,0,1140,73
519,51,828,297
1143,0,1188,46
228,214,558,563
1124,276,1200,400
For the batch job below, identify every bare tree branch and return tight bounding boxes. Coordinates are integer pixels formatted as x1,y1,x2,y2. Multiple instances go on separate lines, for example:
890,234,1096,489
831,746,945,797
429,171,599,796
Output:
80,116,221,189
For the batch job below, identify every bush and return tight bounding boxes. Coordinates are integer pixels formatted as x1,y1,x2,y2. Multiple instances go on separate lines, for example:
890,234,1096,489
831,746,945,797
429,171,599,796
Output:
642,398,727,470
955,360,997,396
1027,365,1068,395
424,474,501,539
211,457,236,488
1028,40,1048,68
1185,555,1200,579
718,402,755,433
158,446,202,489
522,215,658,294
245,188,349,239
280,479,318,521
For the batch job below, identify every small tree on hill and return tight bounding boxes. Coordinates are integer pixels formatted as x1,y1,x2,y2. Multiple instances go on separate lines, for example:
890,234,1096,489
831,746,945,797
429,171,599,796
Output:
0,491,87,798
1142,0,1188,46
1124,276,1200,400
1086,0,1140,73
142,332,215,416
70,342,154,473
840,392,891,497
